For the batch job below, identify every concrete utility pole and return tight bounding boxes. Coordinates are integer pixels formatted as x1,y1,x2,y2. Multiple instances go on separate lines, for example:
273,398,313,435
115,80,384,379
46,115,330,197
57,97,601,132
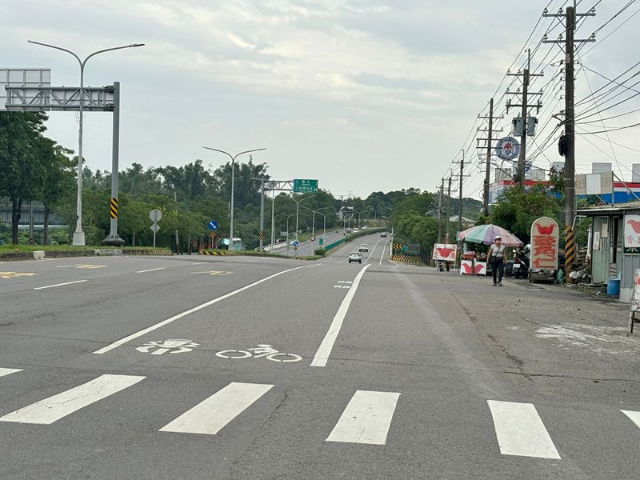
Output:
445,177,452,242
437,178,444,243
506,49,542,187
484,98,494,215
458,151,464,236
103,81,124,246
543,5,595,277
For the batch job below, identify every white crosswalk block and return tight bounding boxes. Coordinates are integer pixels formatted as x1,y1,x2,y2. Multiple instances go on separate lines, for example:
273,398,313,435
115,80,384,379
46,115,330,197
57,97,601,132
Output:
0,368,22,379
326,390,400,445
160,382,274,435
488,400,561,459
622,410,640,428
0,374,145,425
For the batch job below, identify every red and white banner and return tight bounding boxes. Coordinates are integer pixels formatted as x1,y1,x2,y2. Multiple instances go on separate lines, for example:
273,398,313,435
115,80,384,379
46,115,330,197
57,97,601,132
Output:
530,217,559,270
433,243,457,262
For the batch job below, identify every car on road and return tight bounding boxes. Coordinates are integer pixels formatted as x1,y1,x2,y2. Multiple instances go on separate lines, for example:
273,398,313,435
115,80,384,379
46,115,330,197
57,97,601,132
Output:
381,233,388,238
358,244,369,253
348,252,363,264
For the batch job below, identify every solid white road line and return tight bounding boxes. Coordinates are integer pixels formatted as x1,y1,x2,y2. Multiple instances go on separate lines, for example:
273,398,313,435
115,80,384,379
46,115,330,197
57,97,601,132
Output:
622,410,640,428
0,368,21,378
311,264,371,367
326,390,400,445
488,400,561,459
365,239,382,263
0,374,145,425
136,267,166,274
93,264,319,355
160,382,273,435
379,240,389,265
33,280,87,290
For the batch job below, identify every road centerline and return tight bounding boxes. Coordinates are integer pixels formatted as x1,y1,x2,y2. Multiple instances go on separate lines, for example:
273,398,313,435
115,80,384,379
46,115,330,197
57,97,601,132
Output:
311,263,371,367
136,267,166,274
93,264,320,355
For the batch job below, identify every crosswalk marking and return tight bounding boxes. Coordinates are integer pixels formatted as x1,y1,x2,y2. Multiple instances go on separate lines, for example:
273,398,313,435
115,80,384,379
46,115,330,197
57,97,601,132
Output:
160,382,273,435
621,410,640,428
0,374,145,425
326,390,400,445
0,368,21,378
488,400,561,459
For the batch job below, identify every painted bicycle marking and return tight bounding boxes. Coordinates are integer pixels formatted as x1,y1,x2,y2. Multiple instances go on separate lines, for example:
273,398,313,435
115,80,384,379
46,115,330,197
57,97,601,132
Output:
215,344,302,363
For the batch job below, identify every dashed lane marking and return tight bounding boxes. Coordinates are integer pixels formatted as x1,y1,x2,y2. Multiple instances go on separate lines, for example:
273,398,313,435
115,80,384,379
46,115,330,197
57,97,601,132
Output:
34,280,87,290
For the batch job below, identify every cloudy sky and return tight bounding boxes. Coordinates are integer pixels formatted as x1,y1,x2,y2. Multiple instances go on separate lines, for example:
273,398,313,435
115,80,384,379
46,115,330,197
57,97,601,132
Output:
2,0,639,199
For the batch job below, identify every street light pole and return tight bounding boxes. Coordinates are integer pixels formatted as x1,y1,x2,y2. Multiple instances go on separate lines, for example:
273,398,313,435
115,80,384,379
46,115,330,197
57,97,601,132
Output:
28,40,145,246
202,147,266,250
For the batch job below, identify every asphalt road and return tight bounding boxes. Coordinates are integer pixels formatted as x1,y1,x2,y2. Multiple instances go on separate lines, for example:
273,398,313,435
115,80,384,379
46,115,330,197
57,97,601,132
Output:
269,228,350,257
2,240,640,479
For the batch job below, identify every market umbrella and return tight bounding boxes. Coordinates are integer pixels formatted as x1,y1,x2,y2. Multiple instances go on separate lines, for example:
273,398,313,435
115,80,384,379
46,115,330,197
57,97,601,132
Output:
457,224,523,247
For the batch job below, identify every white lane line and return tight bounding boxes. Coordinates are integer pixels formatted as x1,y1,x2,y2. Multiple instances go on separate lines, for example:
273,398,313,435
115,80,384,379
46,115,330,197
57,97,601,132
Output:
0,374,144,425
326,390,400,445
365,239,382,263
93,264,319,355
379,240,388,265
487,400,561,459
622,410,640,428
0,368,21,378
160,382,273,435
191,262,206,265
311,264,371,367
33,280,87,290
136,267,166,274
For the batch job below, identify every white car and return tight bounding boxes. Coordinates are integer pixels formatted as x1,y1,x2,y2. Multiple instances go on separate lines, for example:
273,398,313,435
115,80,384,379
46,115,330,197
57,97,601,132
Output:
348,252,363,264
358,244,369,253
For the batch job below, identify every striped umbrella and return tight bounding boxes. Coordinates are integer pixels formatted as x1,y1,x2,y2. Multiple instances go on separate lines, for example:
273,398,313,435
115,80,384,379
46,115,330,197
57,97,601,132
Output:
457,224,523,247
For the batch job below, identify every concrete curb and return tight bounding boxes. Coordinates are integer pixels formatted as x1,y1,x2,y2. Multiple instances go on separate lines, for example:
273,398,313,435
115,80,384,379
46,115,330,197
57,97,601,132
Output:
0,248,172,262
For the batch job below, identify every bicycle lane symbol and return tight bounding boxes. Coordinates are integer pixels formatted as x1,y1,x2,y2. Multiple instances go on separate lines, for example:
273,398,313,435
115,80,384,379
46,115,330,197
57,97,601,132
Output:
215,344,302,363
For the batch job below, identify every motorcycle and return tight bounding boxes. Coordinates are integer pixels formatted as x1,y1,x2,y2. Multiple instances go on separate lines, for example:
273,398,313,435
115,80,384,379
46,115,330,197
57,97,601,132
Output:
512,249,529,279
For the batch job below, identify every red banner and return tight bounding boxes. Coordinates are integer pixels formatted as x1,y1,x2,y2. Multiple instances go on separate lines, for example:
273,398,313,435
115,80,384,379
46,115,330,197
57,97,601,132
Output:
530,217,559,270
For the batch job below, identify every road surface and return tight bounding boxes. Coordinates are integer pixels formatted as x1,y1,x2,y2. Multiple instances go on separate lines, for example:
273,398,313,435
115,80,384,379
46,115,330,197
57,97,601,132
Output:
2,239,640,479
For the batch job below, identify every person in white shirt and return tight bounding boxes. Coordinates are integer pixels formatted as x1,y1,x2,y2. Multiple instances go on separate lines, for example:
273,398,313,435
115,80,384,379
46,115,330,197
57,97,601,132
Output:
487,236,508,286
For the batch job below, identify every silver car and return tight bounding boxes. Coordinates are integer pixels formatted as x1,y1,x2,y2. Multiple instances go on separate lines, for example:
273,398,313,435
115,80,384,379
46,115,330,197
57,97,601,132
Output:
348,252,363,264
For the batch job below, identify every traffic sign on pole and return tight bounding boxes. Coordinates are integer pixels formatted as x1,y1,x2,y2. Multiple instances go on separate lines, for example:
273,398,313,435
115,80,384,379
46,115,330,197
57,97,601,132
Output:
293,240,300,247
208,220,218,231
293,179,318,193
150,223,160,233
149,209,163,222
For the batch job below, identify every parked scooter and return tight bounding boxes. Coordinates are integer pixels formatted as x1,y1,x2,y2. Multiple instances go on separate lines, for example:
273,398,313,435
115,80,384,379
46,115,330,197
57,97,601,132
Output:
512,247,529,279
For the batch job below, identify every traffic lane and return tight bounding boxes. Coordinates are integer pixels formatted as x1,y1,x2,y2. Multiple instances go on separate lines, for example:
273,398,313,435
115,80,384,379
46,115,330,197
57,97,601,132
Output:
88,262,364,373
0,258,309,369
0,255,200,294
326,232,387,263
283,230,346,256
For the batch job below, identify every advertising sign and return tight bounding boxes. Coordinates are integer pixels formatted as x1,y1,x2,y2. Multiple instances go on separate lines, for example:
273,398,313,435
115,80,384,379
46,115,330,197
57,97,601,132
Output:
530,217,559,270
432,243,457,262
495,136,520,160
624,214,640,254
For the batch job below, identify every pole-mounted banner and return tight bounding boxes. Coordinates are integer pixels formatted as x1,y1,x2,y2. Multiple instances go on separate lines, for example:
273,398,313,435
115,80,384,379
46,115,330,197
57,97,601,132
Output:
110,198,119,219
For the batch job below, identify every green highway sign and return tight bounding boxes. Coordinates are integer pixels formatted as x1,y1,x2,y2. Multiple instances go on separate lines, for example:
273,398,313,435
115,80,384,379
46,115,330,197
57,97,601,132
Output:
319,238,324,246
293,179,318,193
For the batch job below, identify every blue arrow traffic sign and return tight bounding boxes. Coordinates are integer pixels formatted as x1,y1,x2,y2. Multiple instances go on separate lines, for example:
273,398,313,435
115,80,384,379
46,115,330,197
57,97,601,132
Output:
208,221,218,231
293,240,299,247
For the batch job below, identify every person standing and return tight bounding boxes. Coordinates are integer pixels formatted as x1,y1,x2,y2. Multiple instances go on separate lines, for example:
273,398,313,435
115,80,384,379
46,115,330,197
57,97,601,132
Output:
488,236,507,286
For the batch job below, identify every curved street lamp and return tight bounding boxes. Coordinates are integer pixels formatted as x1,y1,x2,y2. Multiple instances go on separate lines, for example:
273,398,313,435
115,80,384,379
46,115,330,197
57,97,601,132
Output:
28,40,145,245
202,147,266,250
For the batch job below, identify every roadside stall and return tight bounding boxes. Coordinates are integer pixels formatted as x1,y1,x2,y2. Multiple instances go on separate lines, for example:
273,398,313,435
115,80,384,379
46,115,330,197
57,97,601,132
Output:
457,224,523,276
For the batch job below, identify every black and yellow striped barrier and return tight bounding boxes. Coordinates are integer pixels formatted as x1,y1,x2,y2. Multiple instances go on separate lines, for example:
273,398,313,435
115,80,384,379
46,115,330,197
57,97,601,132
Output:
391,255,420,265
199,250,230,256
110,198,119,219
259,230,264,240
565,226,576,278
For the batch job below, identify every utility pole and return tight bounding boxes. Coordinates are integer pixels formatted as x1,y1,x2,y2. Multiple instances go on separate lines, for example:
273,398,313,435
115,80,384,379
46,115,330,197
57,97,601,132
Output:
458,151,464,236
259,177,265,251
445,176,452,242
476,99,502,216
437,178,444,243
506,49,543,186
543,5,595,277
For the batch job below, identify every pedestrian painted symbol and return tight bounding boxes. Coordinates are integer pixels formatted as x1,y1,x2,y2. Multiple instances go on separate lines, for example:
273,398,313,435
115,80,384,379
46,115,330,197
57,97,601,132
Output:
136,339,200,355
0,272,37,279
216,344,302,362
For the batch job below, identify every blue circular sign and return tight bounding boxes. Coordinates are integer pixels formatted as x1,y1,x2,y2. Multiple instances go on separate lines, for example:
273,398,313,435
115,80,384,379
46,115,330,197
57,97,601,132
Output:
293,240,299,247
495,136,520,161
208,221,218,231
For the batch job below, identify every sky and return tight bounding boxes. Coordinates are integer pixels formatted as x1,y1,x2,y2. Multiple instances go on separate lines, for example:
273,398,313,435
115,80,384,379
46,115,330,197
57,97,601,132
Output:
2,0,639,200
